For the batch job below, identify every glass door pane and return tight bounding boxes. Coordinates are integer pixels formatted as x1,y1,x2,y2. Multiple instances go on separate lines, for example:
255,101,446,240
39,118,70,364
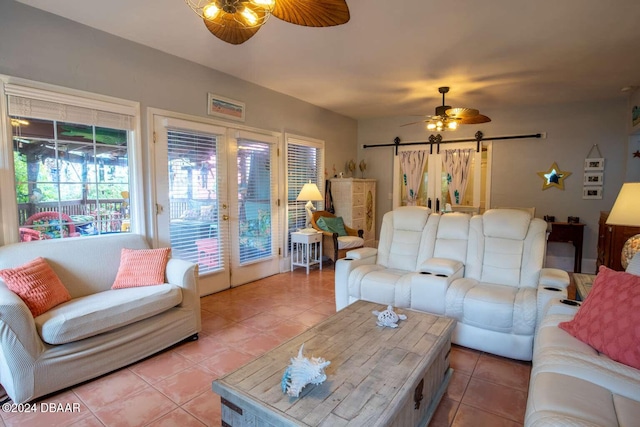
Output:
154,115,230,296
228,132,279,287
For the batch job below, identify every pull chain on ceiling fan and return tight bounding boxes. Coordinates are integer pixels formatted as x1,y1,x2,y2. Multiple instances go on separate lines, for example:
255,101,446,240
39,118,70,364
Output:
185,0,350,45
402,87,491,131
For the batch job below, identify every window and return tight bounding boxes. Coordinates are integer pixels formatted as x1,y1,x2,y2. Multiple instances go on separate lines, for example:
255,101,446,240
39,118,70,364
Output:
3,81,139,243
286,134,324,250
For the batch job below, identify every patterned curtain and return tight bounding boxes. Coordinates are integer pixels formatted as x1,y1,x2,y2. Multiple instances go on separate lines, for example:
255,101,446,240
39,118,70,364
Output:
443,149,473,205
400,151,428,206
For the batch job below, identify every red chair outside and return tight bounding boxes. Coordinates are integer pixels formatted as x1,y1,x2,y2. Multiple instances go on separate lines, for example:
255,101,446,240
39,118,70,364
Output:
19,211,81,242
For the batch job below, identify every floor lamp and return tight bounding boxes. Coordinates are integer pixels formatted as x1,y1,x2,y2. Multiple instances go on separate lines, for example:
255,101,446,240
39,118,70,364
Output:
296,182,323,232
606,182,640,269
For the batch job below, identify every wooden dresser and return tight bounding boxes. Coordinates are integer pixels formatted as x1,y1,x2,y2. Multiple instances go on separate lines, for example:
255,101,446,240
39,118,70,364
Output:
330,178,377,247
597,211,640,272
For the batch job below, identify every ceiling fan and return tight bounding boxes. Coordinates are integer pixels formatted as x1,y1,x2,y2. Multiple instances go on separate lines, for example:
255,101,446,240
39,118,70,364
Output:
185,0,350,45
403,87,491,132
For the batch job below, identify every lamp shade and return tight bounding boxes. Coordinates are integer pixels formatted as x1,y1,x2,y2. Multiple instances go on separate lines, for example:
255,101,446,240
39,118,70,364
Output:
606,183,640,227
296,183,323,202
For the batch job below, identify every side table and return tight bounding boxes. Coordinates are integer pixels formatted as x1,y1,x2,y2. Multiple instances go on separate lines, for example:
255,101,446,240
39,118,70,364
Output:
573,273,596,301
548,222,585,273
291,231,322,274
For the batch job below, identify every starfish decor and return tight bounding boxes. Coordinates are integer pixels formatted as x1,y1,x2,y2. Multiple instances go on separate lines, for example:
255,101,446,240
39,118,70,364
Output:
537,162,571,190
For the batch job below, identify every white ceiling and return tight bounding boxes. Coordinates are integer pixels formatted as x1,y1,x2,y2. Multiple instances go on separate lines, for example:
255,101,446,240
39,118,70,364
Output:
16,0,640,120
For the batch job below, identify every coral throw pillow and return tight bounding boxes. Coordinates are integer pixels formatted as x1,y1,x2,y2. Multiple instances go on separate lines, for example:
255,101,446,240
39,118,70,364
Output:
0,257,71,317
559,266,640,369
112,247,171,289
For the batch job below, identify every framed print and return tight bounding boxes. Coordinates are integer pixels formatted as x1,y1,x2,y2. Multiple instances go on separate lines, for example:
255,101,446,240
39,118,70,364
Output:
207,93,245,122
584,158,604,171
583,172,603,186
582,187,602,199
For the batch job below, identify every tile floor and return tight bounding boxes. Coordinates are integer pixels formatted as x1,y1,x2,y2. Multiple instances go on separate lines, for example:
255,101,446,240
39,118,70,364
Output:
0,268,531,427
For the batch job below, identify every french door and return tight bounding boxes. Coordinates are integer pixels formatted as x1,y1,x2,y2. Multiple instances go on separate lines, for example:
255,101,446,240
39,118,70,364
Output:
153,114,279,295
393,141,491,212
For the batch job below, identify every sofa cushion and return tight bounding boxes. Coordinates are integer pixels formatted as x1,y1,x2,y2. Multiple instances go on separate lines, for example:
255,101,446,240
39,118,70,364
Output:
35,284,182,344
112,247,171,289
337,235,364,250
0,257,71,317
462,283,519,332
316,216,348,236
559,266,640,370
483,209,530,240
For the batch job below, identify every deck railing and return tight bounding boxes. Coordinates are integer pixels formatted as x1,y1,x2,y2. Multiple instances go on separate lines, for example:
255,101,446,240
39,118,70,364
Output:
18,200,126,226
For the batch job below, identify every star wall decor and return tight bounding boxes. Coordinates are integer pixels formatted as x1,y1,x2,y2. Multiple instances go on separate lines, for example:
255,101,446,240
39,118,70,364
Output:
537,162,571,190
633,150,640,158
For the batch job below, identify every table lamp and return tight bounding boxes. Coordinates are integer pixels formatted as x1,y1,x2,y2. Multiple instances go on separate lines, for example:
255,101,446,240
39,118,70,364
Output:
296,182,323,231
606,182,640,269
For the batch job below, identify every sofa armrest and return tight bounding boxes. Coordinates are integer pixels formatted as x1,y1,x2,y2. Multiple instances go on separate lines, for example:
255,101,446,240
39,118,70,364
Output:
419,258,464,277
544,298,581,317
166,258,201,332
335,249,377,311
539,268,570,289
0,287,45,402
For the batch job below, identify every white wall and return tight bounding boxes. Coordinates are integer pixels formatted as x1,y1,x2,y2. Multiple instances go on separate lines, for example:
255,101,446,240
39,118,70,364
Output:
358,99,630,273
0,1,358,240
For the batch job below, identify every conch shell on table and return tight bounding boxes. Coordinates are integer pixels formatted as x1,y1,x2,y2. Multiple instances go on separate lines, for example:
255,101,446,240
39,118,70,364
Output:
372,305,407,328
281,344,331,398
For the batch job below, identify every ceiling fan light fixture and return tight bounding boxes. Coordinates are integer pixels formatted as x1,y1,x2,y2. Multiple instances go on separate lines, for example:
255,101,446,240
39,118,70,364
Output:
250,0,275,6
241,7,259,25
186,0,272,29
448,121,458,130
202,3,220,19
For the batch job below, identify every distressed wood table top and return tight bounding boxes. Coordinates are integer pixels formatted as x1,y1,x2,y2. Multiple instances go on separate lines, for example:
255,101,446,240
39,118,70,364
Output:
213,300,455,426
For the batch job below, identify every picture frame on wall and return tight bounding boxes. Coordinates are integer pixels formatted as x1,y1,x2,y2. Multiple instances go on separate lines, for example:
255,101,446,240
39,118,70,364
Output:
584,158,605,171
583,172,604,186
207,93,245,122
582,187,603,199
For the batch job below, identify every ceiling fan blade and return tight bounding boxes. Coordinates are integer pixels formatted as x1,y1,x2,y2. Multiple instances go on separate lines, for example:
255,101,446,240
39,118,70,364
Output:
446,107,480,118
459,114,492,124
272,0,350,27
203,9,264,45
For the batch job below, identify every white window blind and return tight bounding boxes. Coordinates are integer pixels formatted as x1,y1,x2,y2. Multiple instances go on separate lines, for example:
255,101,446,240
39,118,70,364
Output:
6,83,135,130
236,138,274,265
166,127,224,274
286,135,324,247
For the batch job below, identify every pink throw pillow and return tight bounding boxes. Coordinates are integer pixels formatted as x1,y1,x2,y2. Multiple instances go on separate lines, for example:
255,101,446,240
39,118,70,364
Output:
0,257,71,317
112,248,171,289
559,266,640,369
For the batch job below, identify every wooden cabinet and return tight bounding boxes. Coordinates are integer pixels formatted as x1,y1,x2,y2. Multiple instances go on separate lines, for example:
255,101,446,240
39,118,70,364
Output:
597,211,640,272
330,178,377,247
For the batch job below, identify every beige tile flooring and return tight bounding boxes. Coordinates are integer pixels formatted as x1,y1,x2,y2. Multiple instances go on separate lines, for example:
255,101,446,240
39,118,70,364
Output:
1,268,530,426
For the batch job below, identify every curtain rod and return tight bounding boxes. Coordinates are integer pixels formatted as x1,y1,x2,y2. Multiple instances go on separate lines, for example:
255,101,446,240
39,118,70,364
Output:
363,131,544,155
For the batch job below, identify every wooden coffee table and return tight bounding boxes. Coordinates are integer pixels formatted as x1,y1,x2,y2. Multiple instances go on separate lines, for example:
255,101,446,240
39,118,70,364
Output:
213,300,455,426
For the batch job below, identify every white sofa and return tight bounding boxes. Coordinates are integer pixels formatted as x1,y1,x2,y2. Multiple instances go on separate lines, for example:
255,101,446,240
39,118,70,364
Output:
0,233,201,404
525,255,640,426
335,206,569,361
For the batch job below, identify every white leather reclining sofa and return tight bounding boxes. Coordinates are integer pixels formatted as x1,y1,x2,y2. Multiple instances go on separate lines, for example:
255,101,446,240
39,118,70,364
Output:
335,206,569,361
524,254,640,426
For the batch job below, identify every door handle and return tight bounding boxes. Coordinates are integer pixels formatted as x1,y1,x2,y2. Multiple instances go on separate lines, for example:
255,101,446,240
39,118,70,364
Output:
222,214,229,221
